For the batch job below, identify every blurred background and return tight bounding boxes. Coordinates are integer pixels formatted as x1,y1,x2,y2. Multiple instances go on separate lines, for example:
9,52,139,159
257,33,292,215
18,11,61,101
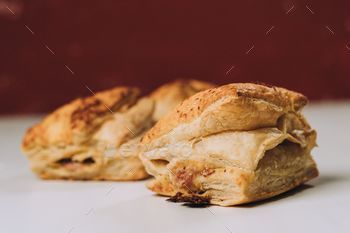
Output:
0,0,349,114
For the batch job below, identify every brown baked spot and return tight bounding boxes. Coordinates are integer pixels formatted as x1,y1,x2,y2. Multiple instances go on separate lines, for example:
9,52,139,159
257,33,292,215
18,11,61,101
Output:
71,98,107,128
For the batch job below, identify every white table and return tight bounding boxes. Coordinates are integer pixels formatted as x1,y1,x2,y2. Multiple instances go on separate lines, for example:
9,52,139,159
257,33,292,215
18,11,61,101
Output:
1,102,350,233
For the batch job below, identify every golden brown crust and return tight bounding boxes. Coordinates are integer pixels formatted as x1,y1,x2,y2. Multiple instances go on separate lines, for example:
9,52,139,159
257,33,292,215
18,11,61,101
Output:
21,80,214,181
22,87,139,152
142,83,307,144
144,129,318,206
21,86,146,181
140,82,318,206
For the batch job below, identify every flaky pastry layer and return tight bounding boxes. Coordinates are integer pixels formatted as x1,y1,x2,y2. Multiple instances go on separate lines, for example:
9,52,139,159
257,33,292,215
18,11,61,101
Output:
140,83,318,206
22,80,215,180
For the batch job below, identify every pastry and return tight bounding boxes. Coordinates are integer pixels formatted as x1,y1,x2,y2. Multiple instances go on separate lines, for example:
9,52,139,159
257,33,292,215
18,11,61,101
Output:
149,79,215,122
22,80,215,180
140,83,318,206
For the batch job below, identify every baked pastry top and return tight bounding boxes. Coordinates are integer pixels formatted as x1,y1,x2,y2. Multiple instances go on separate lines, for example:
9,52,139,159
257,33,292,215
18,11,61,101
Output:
23,87,139,152
140,83,318,206
22,80,215,180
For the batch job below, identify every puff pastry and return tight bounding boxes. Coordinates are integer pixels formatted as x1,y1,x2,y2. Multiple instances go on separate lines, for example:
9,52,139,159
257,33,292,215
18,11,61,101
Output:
140,83,319,206
22,80,215,180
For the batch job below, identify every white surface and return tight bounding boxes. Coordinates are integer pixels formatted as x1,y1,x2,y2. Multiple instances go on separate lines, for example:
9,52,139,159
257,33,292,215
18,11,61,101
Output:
1,102,350,233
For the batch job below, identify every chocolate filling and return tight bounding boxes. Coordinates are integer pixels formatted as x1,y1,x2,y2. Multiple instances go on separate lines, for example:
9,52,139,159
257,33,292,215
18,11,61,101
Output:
56,157,72,165
56,157,95,165
167,192,211,206
82,157,95,164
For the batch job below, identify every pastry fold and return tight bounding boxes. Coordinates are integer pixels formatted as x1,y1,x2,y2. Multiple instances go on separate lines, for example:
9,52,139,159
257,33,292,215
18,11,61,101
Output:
140,83,318,206
22,80,214,180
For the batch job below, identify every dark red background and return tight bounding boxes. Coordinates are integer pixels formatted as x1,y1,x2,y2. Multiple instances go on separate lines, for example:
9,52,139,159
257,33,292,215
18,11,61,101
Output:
1,0,349,114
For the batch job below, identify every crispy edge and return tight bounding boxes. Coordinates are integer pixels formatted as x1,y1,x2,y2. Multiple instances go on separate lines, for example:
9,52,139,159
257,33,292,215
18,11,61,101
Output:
148,159,318,206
